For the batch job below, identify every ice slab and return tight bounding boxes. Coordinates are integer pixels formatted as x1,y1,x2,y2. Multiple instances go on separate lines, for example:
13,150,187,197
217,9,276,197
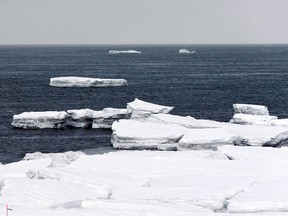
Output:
67,109,94,128
92,108,129,129
229,113,277,126
109,50,141,54
178,49,195,54
50,76,127,87
11,111,67,129
233,104,269,116
127,98,174,115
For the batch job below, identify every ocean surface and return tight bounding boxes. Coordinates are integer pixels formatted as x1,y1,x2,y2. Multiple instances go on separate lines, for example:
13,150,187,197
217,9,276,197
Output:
1,45,288,164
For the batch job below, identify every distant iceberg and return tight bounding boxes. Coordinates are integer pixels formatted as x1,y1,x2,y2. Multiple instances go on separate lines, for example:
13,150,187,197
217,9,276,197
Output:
49,77,127,87
109,50,141,54
178,49,195,54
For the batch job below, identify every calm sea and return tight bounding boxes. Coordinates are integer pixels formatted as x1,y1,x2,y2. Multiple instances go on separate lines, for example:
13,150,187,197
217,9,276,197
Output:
1,45,288,164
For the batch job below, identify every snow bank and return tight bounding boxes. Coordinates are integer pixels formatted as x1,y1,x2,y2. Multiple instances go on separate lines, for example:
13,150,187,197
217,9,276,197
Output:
127,98,174,117
233,104,269,116
229,113,277,126
92,108,130,129
271,119,288,127
109,50,141,54
50,77,127,87
11,111,67,129
178,49,195,54
67,109,94,128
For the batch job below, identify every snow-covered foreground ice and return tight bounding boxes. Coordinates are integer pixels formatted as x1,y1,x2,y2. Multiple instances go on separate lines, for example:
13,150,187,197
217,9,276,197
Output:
2,147,288,215
49,77,127,87
109,50,141,54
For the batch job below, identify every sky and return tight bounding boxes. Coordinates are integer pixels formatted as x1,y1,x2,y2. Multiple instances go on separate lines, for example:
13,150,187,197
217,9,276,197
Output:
0,0,288,45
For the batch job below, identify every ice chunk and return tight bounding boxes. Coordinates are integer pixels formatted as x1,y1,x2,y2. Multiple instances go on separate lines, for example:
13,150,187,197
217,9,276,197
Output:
111,119,186,150
263,131,288,147
127,98,174,115
229,113,277,126
109,50,141,54
66,109,94,128
11,111,67,129
178,49,195,54
92,108,129,129
233,104,269,116
178,128,234,149
50,76,127,87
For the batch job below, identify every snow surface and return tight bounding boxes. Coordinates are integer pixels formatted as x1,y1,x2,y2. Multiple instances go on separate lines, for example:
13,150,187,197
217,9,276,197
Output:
178,49,195,54
271,119,288,127
2,148,288,215
11,111,67,129
50,77,127,87
109,50,141,54
233,103,269,116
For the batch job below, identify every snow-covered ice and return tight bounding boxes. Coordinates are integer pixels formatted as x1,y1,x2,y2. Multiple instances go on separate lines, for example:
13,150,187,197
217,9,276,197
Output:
92,108,129,129
50,77,127,87
127,98,174,116
229,113,277,126
2,148,288,215
178,49,196,54
233,103,269,116
11,111,67,129
109,50,141,54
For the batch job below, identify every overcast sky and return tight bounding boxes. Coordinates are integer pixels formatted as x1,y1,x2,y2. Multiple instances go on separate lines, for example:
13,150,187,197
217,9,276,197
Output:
0,0,288,44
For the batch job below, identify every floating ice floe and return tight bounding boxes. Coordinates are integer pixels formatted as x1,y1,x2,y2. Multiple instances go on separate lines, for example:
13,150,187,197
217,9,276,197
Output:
233,103,269,116
109,50,141,54
11,111,67,129
66,109,94,128
178,49,196,54
50,76,127,87
92,108,130,129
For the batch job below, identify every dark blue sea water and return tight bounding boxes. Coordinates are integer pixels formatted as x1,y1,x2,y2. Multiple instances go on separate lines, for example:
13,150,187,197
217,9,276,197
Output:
1,45,288,164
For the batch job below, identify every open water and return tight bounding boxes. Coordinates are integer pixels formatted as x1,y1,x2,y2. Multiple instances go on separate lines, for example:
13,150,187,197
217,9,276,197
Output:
1,45,288,164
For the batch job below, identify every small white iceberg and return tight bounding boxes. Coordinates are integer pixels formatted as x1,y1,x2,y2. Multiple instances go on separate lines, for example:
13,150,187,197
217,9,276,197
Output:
178,49,195,54
109,50,141,54
49,77,127,88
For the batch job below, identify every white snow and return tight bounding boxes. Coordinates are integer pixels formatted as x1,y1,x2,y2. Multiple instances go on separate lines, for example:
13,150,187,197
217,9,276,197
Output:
109,50,141,54
178,49,195,54
127,98,174,115
271,119,288,127
2,148,288,215
49,77,127,87
11,111,67,129
233,103,269,116
229,113,277,126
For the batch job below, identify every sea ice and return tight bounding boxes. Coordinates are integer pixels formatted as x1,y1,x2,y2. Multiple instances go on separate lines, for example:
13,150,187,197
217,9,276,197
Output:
49,76,127,87
178,49,195,54
67,109,94,128
11,111,67,129
127,98,174,116
92,108,130,129
109,50,141,54
233,104,269,116
229,113,277,126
